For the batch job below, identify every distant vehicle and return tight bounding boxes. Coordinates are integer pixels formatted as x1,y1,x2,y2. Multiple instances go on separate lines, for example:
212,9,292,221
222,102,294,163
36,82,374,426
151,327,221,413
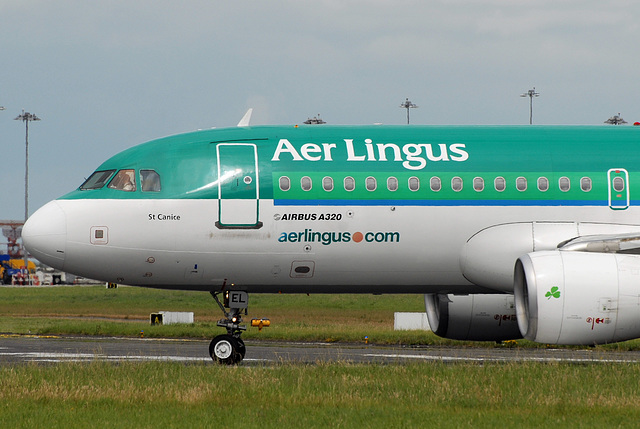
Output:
22,119,640,363
0,255,36,285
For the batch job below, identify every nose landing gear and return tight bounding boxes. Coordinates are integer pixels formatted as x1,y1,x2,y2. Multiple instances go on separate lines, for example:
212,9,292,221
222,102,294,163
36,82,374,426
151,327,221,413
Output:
209,334,245,364
209,291,248,365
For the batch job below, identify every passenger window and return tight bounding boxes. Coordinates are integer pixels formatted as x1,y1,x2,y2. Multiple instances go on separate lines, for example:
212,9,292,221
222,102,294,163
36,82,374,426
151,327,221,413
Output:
80,170,116,190
451,177,463,192
344,176,355,192
559,177,570,192
516,177,527,192
409,176,420,191
473,177,484,192
140,170,161,192
322,176,334,192
430,177,441,192
279,176,291,191
581,177,592,192
366,176,377,191
613,177,625,192
494,177,506,192
538,177,549,192
301,176,312,191
387,177,398,192
108,169,136,191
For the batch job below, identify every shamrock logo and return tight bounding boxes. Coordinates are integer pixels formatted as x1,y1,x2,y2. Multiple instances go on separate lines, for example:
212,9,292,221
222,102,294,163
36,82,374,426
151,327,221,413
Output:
545,286,561,300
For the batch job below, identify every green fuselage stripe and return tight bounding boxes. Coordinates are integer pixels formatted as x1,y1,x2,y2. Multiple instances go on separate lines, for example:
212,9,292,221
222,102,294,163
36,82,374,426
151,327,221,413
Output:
56,125,640,206
273,171,605,202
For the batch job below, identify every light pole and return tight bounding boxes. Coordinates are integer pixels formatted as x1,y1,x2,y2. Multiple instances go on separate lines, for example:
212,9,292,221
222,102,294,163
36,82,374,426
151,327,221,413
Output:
303,114,326,124
400,98,418,124
520,87,539,124
604,113,627,125
14,110,41,223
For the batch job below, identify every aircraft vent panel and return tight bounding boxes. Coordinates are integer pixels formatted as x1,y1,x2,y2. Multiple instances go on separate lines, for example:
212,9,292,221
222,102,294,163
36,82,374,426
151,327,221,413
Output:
290,261,315,278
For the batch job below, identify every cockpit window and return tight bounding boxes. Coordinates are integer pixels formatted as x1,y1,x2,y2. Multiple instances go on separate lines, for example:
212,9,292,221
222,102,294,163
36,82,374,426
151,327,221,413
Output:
80,170,116,190
140,169,161,192
108,169,137,191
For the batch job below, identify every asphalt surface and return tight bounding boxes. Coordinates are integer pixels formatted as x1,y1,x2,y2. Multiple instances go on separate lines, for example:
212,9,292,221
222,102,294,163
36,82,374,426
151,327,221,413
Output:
2,334,640,365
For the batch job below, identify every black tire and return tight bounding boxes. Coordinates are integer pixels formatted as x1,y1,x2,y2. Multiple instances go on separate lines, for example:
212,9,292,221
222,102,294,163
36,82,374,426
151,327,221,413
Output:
235,337,246,361
209,334,240,365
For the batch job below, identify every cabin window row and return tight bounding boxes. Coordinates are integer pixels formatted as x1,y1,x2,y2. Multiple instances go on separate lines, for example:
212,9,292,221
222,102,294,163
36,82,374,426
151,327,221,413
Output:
278,175,594,193
80,169,162,192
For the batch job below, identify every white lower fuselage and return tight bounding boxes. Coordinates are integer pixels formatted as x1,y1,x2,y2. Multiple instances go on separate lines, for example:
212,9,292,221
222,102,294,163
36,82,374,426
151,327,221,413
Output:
26,197,639,294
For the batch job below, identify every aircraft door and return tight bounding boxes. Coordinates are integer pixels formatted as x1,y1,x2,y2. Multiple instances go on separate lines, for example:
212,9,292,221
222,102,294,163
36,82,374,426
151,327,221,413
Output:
608,168,629,210
216,143,263,229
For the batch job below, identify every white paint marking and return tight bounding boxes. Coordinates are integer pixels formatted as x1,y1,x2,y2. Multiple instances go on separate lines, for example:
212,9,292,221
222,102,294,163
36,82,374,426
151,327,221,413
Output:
363,353,637,364
0,350,265,363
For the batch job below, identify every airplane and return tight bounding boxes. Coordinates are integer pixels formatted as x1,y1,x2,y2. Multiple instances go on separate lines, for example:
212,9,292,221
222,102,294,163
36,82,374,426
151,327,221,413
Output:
22,114,640,364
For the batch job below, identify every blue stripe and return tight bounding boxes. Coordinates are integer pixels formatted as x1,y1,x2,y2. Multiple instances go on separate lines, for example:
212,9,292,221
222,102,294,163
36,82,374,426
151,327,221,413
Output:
274,199,619,207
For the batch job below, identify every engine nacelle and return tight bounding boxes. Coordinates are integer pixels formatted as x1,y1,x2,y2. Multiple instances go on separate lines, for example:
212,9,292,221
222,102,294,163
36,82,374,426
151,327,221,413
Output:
461,222,640,292
424,293,522,341
515,251,640,345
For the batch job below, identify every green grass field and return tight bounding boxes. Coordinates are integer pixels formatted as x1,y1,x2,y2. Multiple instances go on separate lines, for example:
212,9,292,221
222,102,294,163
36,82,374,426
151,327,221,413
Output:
2,285,640,427
1,285,640,350
0,285,443,345
2,361,640,428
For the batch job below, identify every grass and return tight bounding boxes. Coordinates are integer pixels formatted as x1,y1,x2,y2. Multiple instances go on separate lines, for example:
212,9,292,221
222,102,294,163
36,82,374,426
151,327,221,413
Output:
0,285,425,322
0,285,440,344
2,285,640,351
1,361,640,428
3,286,640,427
2,285,640,350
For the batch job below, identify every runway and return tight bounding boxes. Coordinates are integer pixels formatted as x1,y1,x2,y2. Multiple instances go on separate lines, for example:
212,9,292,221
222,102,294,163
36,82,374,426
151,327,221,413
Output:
2,334,640,364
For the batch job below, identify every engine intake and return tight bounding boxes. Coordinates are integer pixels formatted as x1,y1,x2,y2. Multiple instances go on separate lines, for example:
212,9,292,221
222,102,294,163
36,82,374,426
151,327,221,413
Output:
515,251,640,345
424,293,522,341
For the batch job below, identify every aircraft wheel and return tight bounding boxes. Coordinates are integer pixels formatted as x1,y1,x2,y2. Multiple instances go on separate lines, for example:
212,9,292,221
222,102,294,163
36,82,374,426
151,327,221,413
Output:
210,335,240,365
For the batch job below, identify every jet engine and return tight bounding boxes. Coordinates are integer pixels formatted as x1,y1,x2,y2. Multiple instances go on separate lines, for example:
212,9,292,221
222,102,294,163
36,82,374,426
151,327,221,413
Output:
515,251,640,345
424,293,522,341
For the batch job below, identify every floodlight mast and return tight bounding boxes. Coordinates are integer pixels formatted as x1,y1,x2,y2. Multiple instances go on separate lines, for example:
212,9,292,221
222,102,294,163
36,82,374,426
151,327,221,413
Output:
604,113,627,125
14,110,41,224
520,87,539,125
400,98,418,124
303,114,326,125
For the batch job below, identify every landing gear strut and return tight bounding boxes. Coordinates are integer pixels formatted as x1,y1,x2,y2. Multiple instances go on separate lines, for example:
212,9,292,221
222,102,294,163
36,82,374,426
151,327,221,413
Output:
209,291,248,364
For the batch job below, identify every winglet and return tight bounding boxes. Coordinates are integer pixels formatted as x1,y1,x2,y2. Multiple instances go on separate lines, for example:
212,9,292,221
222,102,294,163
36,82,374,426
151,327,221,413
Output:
237,108,253,127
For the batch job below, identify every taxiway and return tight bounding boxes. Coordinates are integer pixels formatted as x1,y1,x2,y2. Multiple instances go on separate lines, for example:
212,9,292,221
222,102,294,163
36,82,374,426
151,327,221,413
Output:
1,335,639,365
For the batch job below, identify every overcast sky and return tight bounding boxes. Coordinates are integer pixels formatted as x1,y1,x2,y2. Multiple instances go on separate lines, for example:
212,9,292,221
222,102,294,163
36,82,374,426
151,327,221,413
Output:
1,0,639,221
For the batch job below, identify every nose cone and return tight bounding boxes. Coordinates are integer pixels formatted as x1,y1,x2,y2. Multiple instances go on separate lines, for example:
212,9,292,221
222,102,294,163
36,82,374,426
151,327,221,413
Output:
22,201,67,270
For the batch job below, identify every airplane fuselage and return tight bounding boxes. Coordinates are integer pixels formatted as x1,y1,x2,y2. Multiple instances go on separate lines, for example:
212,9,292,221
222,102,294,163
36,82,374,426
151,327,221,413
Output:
24,125,640,294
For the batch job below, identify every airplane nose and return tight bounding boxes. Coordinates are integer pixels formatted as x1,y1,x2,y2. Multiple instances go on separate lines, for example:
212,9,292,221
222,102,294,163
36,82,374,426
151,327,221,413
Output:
22,200,67,270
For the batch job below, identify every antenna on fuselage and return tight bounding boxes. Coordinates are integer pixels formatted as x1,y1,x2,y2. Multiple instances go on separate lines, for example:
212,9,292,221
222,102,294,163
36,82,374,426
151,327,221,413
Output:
237,108,253,127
